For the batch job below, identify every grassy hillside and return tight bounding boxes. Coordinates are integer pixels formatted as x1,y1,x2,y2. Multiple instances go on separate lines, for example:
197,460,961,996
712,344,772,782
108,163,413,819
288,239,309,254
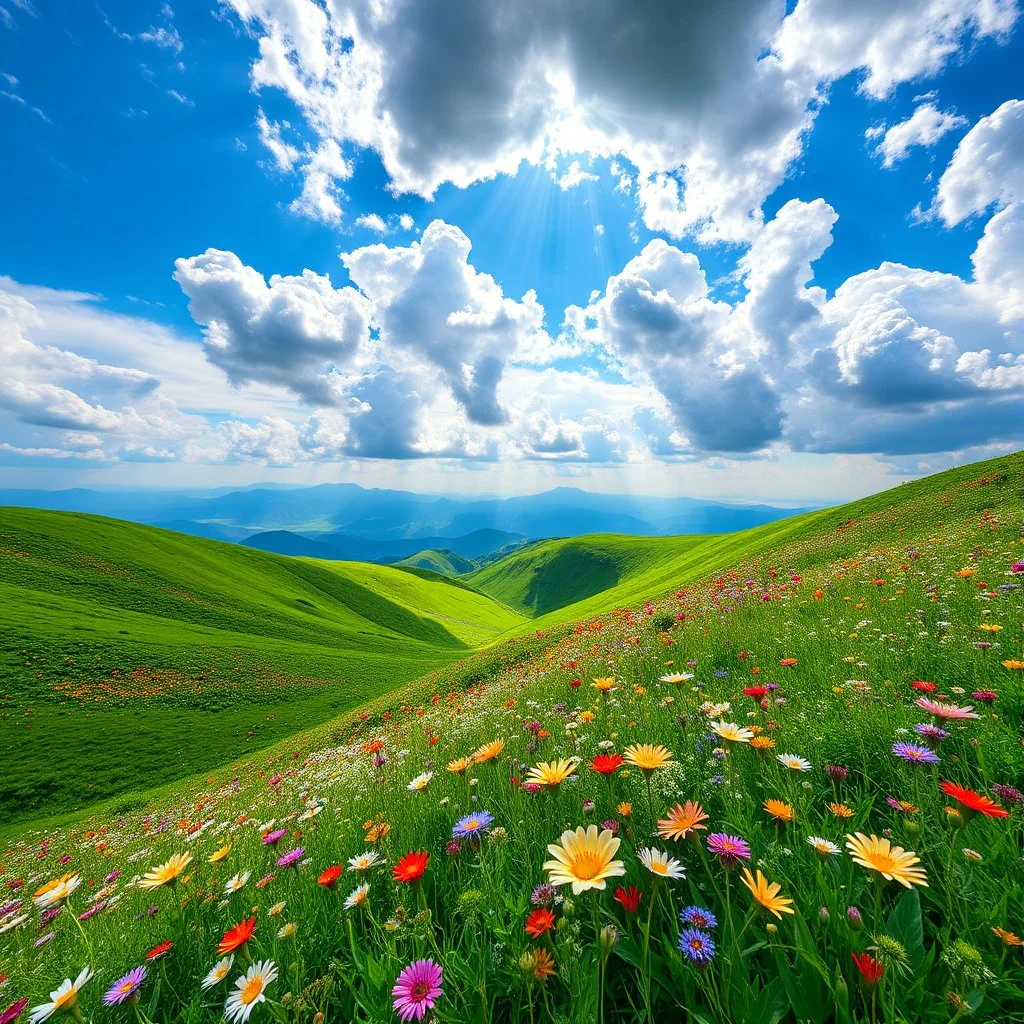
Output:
3,452,1022,1023
395,548,478,575
0,509,525,822
464,534,712,615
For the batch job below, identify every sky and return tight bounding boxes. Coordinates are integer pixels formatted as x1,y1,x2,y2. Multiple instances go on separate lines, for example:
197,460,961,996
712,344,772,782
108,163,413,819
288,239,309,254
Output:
0,0,1022,504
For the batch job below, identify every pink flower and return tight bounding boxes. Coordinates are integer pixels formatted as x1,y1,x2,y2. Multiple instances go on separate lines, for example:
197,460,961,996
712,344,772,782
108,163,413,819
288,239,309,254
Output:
913,698,980,720
392,959,443,1021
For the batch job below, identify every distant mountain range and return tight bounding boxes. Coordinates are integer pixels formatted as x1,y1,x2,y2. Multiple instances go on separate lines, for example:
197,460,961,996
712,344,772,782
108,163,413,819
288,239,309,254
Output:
0,483,814,565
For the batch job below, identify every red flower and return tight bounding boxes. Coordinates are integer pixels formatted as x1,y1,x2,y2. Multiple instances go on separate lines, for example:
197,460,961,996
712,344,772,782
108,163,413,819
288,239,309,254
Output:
910,681,937,692
591,753,624,775
146,939,174,961
851,952,884,985
525,907,556,938
392,851,429,883
570,679,582,689
779,658,798,667
318,865,343,887
218,917,256,955
613,885,642,914
742,686,768,699
939,781,1009,819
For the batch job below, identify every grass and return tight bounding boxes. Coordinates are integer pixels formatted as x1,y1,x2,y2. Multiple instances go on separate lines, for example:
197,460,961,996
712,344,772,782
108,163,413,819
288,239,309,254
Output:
395,550,478,576
1,451,1022,1023
0,509,526,824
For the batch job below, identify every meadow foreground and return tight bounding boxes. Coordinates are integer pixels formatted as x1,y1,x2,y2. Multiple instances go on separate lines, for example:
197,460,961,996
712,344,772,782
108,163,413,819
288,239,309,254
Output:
2,455,1023,1024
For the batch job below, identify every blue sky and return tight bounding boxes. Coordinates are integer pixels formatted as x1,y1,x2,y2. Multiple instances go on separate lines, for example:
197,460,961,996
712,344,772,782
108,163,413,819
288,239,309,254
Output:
1,0,1022,502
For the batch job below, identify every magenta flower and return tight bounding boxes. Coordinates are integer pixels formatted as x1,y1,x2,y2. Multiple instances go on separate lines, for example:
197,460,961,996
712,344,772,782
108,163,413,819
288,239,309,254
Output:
262,828,288,845
392,958,443,1021
276,847,304,868
706,833,751,869
103,967,147,1006
0,998,29,1024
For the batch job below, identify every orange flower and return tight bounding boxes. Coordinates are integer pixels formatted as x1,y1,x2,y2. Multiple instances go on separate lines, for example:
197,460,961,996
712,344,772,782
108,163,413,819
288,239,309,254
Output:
939,781,1009,819
656,801,709,842
392,851,429,883
763,798,796,823
525,907,556,938
218,917,256,955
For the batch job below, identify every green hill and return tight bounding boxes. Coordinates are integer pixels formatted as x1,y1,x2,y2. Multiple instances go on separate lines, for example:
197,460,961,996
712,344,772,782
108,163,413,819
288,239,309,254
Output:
0,508,525,821
394,548,478,575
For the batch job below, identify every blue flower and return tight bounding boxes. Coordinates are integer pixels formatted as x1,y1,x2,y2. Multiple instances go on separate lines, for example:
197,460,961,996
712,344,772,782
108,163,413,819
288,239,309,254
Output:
452,809,495,840
680,906,718,930
678,928,716,964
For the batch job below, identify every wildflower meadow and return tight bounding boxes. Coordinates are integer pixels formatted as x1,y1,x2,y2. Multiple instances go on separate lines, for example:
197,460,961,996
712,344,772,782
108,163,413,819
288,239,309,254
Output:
2,455,1023,1023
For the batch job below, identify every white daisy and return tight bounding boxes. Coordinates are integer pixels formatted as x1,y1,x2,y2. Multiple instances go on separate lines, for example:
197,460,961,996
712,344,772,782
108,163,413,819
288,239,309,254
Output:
29,967,93,1023
224,871,251,895
344,883,370,910
224,961,278,1023
805,836,841,857
637,848,686,880
32,874,82,910
202,955,235,990
407,772,433,792
347,851,383,872
777,754,812,773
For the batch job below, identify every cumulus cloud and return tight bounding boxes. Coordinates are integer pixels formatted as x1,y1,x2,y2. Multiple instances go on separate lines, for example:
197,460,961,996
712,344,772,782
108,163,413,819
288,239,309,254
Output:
869,102,968,167
172,248,373,406
219,0,1013,241
932,99,1024,224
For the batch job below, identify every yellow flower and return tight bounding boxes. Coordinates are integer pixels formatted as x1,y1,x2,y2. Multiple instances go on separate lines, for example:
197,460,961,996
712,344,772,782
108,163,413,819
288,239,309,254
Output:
623,743,674,773
473,739,505,763
740,868,794,919
978,623,1003,632
526,758,580,787
579,710,595,724
750,736,775,751
616,802,632,817
32,873,81,909
763,798,796,823
447,757,473,774
543,825,626,894
592,676,617,692
208,845,231,864
845,833,928,888
656,801,709,842
530,947,557,982
1001,659,1024,670
827,801,855,818
710,720,754,744
139,852,193,891
365,821,391,843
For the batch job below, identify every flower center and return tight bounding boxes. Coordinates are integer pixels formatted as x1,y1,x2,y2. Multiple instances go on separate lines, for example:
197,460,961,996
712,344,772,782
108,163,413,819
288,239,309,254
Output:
411,982,430,999
240,978,264,1006
571,851,603,881
53,990,78,1011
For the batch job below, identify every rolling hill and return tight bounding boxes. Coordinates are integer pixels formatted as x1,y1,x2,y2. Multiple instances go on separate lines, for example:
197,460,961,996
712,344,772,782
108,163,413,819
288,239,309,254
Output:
0,508,526,822
395,548,478,575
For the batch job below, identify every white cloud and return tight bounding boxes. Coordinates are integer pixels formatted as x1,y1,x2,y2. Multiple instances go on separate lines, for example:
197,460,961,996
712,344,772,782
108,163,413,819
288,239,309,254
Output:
173,248,373,406
354,212,389,234
166,89,194,107
933,99,1024,225
219,0,1013,241
398,213,414,231
556,160,598,191
869,102,967,167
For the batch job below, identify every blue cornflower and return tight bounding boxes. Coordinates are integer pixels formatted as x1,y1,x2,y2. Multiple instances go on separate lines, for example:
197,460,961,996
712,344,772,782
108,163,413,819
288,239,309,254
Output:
680,906,718,930
452,809,495,840
678,928,716,964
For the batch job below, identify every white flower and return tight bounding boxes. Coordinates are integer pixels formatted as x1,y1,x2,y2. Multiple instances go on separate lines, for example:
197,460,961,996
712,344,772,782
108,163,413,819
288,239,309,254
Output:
806,836,840,857
344,883,370,910
777,754,812,772
202,955,235,990
33,875,81,910
224,961,278,1023
224,871,250,894
407,772,433,792
637,848,686,880
347,851,382,873
29,967,93,1022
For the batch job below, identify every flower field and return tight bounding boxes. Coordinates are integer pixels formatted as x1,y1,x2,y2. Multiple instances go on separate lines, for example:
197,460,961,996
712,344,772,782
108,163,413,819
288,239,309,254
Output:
2,454,1023,1023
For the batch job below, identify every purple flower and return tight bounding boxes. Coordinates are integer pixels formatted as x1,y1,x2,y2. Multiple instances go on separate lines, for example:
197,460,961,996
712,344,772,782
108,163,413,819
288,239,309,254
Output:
531,883,557,907
104,967,147,1006
0,998,29,1024
262,828,288,845
847,906,863,930
913,723,950,744
971,690,997,704
825,765,848,780
892,742,941,765
392,958,443,1021
678,928,716,964
276,847,304,868
680,906,717,930
600,819,619,835
33,932,55,948
993,783,1023,806
445,839,461,856
452,810,494,841
78,900,107,921
706,833,751,869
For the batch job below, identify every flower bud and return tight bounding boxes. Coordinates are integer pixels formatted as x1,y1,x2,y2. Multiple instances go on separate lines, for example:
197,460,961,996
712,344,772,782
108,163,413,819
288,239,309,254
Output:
847,906,863,931
818,906,830,922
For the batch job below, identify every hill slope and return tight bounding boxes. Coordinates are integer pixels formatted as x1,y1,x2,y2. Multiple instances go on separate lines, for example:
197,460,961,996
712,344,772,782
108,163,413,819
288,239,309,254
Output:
0,509,525,821
395,548,478,575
